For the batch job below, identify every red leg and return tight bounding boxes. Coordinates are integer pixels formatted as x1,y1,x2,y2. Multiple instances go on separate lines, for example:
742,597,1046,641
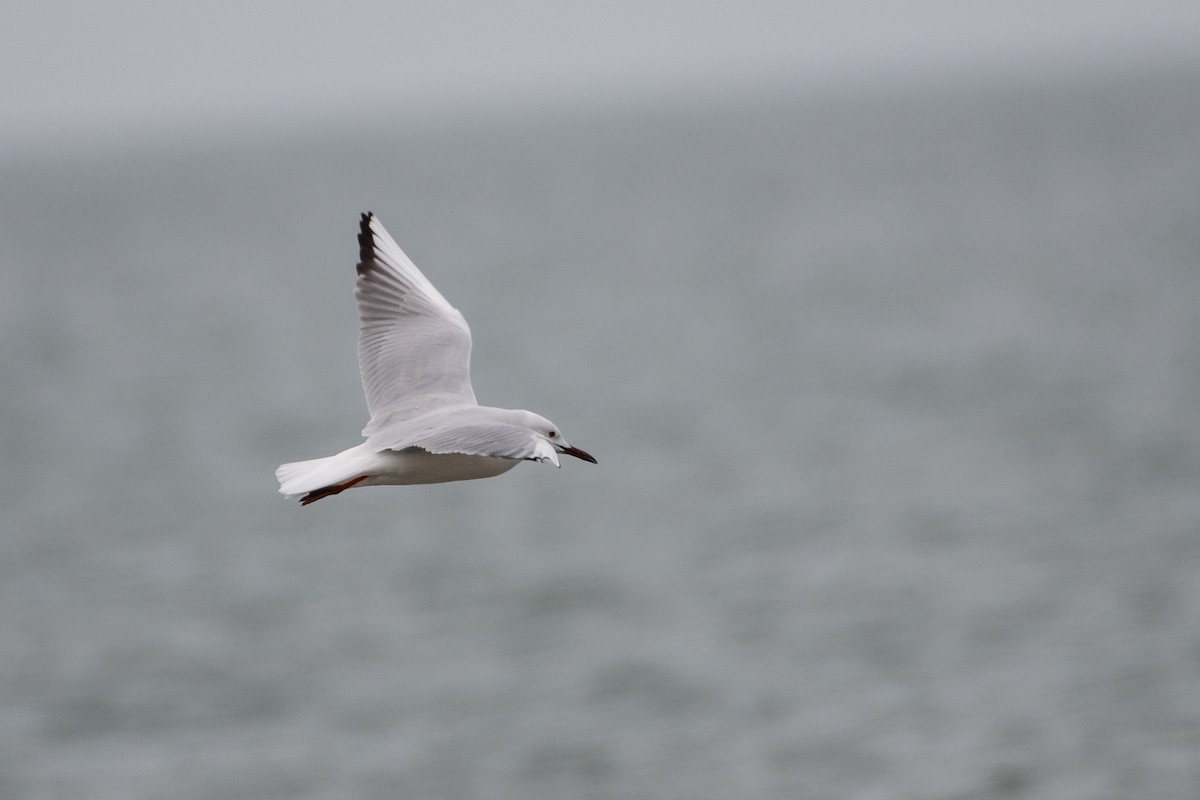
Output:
299,474,369,505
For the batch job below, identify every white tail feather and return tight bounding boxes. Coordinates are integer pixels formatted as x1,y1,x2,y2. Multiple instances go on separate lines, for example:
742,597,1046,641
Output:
276,444,374,496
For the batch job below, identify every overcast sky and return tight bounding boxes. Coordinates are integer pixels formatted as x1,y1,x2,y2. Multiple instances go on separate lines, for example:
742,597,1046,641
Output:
5,0,1200,155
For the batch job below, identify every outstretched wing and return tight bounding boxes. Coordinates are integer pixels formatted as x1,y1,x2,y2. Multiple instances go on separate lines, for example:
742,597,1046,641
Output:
355,213,477,429
364,406,560,465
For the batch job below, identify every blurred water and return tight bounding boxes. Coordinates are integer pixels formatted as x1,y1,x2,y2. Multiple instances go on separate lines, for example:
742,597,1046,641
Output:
2,68,1200,799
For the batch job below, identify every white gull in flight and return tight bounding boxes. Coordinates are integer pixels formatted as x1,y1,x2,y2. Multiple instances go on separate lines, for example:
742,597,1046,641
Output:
277,213,596,505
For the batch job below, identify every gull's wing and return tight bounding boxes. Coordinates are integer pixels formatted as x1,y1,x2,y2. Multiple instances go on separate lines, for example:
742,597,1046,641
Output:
367,406,560,464
410,422,559,464
355,213,477,431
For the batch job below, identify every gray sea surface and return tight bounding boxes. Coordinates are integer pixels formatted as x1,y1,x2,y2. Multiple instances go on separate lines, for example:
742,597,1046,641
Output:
2,68,1200,799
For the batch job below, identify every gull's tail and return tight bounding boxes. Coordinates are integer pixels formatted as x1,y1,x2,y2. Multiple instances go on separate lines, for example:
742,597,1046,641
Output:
276,444,374,505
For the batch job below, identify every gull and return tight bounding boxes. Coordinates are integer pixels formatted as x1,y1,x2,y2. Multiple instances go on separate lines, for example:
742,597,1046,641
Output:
277,213,596,505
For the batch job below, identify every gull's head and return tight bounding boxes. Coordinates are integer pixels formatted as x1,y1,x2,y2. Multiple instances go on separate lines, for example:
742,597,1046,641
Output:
516,411,597,468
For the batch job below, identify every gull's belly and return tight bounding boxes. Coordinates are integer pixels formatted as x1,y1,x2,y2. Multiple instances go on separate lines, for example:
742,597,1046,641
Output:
363,447,520,486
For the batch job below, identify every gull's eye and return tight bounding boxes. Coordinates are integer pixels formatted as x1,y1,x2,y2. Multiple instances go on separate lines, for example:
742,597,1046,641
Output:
548,430,557,438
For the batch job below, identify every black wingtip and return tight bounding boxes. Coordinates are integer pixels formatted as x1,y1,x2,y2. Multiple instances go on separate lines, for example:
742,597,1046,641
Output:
356,212,376,276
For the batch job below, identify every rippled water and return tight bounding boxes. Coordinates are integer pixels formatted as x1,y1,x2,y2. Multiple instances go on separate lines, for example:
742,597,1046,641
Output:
2,68,1200,799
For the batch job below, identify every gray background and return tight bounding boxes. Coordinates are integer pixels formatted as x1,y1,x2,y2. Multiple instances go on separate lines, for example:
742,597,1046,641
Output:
3,3,1200,798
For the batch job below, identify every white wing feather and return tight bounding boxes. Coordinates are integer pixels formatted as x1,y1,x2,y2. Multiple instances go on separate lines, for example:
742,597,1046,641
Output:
365,405,559,464
355,213,477,432
411,422,558,464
